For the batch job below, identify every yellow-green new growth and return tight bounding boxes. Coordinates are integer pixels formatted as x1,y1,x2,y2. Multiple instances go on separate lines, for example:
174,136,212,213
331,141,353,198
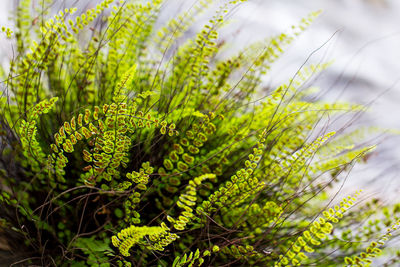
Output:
344,218,400,266
275,190,363,267
112,224,167,256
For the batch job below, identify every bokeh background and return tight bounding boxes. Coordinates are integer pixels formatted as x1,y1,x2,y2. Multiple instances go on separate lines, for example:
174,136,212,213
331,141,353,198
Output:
237,0,400,203
1,0,400,202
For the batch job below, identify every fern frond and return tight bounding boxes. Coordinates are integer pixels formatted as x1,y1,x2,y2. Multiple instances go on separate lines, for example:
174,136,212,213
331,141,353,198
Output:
274,190,363,267
344,219,400,266
19,97,58,174
167,173,216,231
112,224,167,256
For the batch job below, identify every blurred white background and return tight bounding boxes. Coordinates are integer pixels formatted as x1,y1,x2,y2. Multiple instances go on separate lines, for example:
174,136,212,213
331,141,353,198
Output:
233,0,400,202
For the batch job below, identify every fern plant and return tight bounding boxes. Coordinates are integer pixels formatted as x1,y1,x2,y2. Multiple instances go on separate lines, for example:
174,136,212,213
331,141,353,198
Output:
0,0,399,266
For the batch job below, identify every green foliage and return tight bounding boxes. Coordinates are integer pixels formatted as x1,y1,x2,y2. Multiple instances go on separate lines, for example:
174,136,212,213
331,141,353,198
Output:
0,0,398,266
72,236,112,266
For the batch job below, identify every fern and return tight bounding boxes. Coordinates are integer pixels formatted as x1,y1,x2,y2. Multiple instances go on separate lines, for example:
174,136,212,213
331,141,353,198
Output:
0,0,398,266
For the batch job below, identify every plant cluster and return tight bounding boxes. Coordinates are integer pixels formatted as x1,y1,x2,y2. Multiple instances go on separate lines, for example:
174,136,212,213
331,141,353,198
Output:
0,0,399,266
